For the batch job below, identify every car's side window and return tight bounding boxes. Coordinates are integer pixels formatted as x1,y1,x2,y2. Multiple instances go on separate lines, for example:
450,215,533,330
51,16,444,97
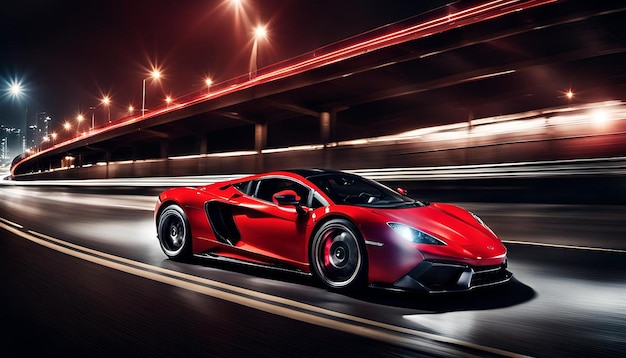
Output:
254,178,310,205
233,180,253,195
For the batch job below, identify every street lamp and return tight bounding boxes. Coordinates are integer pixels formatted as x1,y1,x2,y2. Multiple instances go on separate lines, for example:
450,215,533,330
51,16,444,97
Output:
102,96,111,123
89,106,96,131
87,95,111,131
205,78,213,95
142,69,161,117
5,79,28,150
564,88,574,107
165,96,173,107
8,82,22,98
128,105,134,115
76,114,85,134
250,25,267,80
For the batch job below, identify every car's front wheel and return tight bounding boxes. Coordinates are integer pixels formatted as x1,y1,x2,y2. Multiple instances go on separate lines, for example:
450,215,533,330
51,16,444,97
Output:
310,218,367,291
157,204,191,260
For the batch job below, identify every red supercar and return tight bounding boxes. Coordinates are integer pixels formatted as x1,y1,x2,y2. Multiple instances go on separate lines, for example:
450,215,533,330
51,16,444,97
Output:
155,169,512,292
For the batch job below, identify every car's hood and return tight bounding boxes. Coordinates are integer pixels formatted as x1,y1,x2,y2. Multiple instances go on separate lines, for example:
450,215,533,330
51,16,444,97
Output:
371,203,505,259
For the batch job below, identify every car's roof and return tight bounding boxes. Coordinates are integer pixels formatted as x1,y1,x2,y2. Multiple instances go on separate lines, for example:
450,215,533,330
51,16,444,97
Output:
283,168,345,179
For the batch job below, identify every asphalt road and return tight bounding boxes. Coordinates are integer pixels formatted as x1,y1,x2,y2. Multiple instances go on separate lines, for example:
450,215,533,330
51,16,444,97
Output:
0,184,624,357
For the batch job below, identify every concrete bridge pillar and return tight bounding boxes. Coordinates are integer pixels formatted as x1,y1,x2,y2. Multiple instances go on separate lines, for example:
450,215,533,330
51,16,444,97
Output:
255,123,267,173
105,151,111,179
160,139,170,176
198,135,208,154
160,139,170,158
320,111,330,144
197,135,208,174
320,111,336,168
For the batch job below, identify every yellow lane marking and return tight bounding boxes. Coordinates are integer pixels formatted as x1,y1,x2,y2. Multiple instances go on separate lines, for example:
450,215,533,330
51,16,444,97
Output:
0,217,23,228
1,219,529,358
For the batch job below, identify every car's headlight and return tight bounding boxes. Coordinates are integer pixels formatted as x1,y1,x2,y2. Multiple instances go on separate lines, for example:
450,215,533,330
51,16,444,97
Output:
387,222,446,245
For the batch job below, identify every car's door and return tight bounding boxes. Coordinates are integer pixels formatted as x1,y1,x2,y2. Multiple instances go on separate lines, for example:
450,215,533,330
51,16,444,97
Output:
230,176,313,264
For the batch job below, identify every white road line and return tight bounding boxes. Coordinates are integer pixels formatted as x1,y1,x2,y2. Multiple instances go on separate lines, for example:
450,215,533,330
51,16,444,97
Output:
503,240,626,254
0,219,529,358
0,217,23,228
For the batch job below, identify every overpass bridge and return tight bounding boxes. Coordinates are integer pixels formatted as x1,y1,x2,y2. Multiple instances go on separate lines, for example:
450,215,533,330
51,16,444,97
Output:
11,0,626,180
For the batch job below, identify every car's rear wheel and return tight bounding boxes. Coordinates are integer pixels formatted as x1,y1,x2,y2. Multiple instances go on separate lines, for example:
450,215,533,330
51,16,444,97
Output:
310,218,367,290
157,204,191,260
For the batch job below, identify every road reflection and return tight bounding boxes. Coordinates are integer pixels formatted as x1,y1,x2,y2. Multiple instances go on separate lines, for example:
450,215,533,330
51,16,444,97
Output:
0,183,624,357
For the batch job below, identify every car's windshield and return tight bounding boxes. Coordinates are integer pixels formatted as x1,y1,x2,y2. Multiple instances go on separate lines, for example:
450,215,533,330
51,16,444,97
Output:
308,173,426,208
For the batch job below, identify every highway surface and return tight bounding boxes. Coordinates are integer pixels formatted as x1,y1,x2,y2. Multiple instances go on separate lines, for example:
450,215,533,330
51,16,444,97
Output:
0,181,624,357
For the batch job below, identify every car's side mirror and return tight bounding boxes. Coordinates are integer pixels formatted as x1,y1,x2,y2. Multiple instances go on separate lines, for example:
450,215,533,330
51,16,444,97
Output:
397,187,408,196
273,190,301,206
273,190,306,216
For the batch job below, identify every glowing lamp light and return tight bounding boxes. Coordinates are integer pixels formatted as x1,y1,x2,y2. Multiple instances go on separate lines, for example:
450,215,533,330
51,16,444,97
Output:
254,25,267,40
9,83,22,97
205,77,213,95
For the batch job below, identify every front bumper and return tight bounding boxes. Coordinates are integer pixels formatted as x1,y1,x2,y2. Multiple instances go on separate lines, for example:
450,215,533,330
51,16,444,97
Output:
392,260,512,293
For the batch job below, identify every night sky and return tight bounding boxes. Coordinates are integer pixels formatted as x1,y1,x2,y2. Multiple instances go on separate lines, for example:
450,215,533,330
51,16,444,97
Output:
0,0,451,130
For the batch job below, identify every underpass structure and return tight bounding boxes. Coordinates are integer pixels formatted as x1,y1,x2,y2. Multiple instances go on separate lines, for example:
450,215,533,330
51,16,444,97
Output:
11,0,626,182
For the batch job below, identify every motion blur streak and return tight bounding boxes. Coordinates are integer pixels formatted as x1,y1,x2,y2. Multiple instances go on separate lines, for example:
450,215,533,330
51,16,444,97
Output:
0,219,529,358
4,156,626,185
16,100,626,179
502,240,626,254
348,157,626,180
0,186,156,211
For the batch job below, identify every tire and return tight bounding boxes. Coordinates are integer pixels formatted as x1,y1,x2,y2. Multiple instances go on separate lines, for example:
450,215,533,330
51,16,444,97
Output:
157,204,192,260
310,218,367,291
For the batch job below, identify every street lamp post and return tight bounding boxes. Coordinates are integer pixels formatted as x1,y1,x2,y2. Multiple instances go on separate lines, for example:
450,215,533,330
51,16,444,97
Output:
250,25,267,80
90,106,96,131
205,78,213,95
566,89,574,107
76,114,85,134
142,69,161,117
5,80,28,153
62,122,71,141
102,96,111,123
